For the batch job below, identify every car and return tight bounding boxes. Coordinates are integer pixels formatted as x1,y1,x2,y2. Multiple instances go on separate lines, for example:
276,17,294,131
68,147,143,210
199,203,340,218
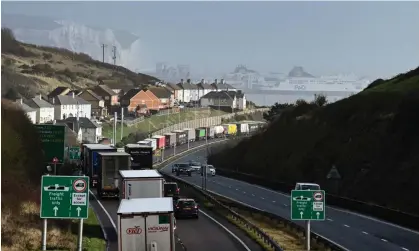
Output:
294,182,321,191
176,164,192,176
188,161,202,172
201,164,216,176
174,198,199,219
164,182,180,199
172,164,179,173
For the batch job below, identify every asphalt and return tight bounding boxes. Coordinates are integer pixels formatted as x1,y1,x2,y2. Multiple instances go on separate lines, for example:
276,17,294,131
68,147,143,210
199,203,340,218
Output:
160,148,419,251
90,137,253,251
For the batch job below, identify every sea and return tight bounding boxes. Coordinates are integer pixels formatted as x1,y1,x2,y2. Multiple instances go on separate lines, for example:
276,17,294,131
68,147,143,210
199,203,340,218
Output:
246,92,351,106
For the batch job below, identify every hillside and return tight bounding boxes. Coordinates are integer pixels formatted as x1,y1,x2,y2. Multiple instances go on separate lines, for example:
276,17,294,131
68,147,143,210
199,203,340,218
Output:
1,28,159,99
208,67,419,214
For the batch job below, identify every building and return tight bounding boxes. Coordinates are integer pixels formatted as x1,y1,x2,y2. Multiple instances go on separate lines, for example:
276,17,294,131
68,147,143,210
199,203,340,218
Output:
121,89,161,112
50,93,92,120
177,79,197,103
25,95,55,124
211,79,237,92
47,87,71,99
93,84,119,107
200,90,247,111
148,87,172,108
78,89,106,117
15,99,37,124
97,79,133,97
197,79,214,100
61,117,102,143
165,83,182,104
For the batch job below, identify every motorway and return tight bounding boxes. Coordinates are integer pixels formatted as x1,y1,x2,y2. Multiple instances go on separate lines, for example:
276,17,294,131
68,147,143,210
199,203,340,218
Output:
91,137,254,251
160,147,419,251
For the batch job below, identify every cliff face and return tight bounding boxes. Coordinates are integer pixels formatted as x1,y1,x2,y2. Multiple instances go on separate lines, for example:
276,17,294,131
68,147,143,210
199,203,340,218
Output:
2,14,142,71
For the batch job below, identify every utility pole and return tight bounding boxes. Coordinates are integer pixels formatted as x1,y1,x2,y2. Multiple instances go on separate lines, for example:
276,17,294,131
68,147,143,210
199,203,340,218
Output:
112,46,117,65
101,44,107,63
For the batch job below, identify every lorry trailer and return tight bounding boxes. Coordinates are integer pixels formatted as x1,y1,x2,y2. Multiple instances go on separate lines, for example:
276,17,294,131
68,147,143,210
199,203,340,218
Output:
183,128,196,142
152,135,166,149
97,152,131,198
164,133,176,147
172,130,187,145
119,170,164,200
124,144,153,170
143,138,157,152
117,197,175,251
82,144,117,187
195,128,206,140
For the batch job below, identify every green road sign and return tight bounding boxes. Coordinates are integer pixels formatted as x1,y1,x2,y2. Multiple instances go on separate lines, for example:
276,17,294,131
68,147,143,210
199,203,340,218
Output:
35,124,65,164
291,190,325,221
40,175,89,219
69,147,81,160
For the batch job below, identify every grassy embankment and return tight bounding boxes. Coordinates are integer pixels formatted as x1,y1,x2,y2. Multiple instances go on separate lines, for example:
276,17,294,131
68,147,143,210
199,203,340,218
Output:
1,100,105,251
1,28,158,99
209,67,419,214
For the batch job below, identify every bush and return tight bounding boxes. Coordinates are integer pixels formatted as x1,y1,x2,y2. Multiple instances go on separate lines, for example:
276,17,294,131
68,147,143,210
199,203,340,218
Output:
1,28,36,57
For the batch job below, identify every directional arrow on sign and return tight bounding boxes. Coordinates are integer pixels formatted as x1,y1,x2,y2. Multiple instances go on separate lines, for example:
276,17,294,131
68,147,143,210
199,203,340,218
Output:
53,206,58,216
76,207,81,217
300,211,304,219
316,212,320,219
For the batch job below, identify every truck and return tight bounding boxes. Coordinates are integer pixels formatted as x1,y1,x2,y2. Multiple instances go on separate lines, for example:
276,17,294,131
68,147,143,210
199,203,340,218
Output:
82,144,117,187
172,130,187,145
236,123,249,136
214,125,224,137
164,133,176,147
124,144,153,170
195,128,206,140
183,128,196,142
152,135,166,149
97,152,131,198
143,138,157,152
248,122,259,133
118,170,164,199
137,140,151,146
117,197,176,251
206,126,215,139
226,124,237,136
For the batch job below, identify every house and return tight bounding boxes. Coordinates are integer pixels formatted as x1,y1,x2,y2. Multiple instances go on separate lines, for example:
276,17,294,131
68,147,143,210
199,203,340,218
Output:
197,79,214,100
60,117,102,143
211,79,237,92
121,89,161,112
47,87,71,99
165,83,182,104
67,90,82,96
50,93,92,120
177,79,197,103
93,84,119,107
200,91,237,112
25,95,55,124
97,79,133,97
148,87,172,109
15,99,37,124
78,89,106,117
235,90,247,110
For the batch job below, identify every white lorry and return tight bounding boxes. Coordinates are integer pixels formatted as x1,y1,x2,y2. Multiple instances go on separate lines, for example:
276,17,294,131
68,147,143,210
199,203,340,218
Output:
143,138,157,152
119,170,164,200
118,197,176,251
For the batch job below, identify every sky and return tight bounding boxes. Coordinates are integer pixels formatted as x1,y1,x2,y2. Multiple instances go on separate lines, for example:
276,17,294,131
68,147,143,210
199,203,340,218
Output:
2,1,419,79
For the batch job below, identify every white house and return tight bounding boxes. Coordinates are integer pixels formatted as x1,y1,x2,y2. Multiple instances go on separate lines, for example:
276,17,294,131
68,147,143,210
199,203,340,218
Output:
211,79,237,92
50,93,92,120
165,83,183,104
197,80,214,100
62,117,102,143
25,95,55,124
235,90,247,110
177,79,192,103
15,99,37,123
200,90,246,110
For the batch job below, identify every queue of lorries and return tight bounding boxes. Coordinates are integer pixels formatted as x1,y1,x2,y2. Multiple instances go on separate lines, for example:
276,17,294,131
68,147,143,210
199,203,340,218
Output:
78,120,265,251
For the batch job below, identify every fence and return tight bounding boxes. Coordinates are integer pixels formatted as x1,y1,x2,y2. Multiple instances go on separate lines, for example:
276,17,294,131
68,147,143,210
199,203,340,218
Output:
152,108,269,136
216,168,419,231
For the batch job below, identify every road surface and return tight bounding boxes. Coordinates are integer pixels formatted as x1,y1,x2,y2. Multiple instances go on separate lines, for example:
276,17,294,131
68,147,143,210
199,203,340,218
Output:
90,137,253,251
160,147,419,251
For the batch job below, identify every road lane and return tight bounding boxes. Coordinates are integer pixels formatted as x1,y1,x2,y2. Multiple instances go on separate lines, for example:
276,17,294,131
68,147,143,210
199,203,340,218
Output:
161,148,419,251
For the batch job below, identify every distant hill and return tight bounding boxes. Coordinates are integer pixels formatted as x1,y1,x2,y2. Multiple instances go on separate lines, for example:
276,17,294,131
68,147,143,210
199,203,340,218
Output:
1,28,159,99
209,66,419,214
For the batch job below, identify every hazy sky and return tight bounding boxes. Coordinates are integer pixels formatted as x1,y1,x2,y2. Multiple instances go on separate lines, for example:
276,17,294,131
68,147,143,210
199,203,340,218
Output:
2,1,419,78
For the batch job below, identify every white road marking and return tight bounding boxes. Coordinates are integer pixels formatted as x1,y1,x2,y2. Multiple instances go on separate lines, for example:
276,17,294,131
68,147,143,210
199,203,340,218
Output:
283,204,288,207
236,188,239,191
252,194,255,196
229,186,232,188
327,218,333,222
261,197,265,200
362,231,369,235
243,191,246,194
401,247,410,251
272,201,276,203
89,190,117,231
343,224,350,228
381,239,388,242
199,209,251,251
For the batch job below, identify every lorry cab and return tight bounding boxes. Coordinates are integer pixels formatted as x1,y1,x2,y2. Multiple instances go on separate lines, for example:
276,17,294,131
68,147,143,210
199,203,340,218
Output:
295,182,321,191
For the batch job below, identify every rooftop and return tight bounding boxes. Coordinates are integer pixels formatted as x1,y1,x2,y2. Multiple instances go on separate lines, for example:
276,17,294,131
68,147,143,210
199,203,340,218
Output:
122,88,142,101
118,197,173,214
25,95,54,108
83,144,115,150
148,87,171,98
52,94,90,105
98,152,130,156
62,117,101,129
119,170,162,178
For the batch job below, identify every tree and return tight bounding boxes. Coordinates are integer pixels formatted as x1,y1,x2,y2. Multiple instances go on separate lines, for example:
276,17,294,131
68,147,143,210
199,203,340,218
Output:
263,102,294,122
3,88,21,101
312,94,328,107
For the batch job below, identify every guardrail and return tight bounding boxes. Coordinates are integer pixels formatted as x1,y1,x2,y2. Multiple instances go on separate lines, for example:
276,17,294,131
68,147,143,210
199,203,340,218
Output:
152,108,269,136
216,168,419,231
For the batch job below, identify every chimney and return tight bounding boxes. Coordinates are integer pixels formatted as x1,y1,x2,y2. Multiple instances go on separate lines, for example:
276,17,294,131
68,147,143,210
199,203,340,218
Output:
52,97,55,104
39,94,42,100
214,79,218,84
187,79,191,84
181,79,184,84
72,92,75,99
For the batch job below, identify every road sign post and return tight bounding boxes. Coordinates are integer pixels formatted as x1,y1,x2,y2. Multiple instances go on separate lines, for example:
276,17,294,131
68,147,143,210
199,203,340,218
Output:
40,175,89,250
69,147,81,160
291,190,326,251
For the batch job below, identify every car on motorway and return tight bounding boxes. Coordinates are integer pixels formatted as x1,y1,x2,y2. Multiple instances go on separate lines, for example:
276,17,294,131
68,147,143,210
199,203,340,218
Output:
188,161,202,172
295,182,321,190
201,164,216,176
174,198,199,219
176,164,193,176
172,163,190,173
164,182,180,199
